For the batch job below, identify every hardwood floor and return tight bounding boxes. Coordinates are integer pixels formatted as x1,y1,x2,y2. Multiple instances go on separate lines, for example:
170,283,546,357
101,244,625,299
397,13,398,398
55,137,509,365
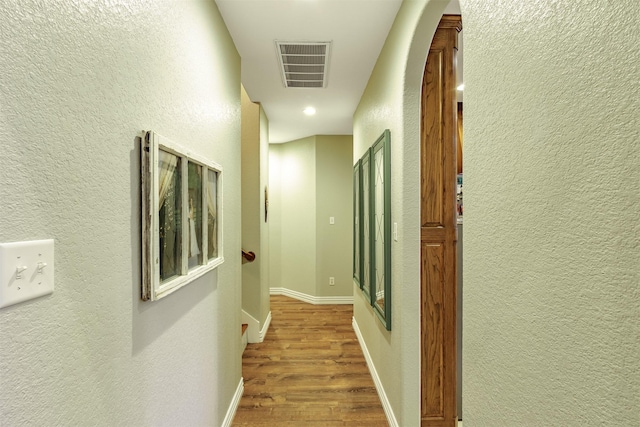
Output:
232,295,389,427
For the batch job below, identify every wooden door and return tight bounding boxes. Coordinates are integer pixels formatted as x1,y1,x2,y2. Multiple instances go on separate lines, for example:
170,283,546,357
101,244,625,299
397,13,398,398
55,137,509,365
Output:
420,15,461,427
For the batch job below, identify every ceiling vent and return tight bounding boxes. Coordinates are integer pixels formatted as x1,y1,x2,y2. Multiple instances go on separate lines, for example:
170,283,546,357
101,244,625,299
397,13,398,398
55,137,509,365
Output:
276,41,331,88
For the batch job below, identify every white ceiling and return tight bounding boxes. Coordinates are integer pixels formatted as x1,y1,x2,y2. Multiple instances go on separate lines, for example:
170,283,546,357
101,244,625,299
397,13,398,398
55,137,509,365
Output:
216,0,461,144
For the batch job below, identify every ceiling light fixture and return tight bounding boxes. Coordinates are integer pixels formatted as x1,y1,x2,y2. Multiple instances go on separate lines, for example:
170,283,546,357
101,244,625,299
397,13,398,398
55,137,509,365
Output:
457,83,465,91
303,106,316,116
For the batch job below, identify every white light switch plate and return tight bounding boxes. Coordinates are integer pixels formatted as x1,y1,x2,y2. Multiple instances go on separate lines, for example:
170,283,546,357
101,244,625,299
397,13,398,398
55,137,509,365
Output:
0,239,54,308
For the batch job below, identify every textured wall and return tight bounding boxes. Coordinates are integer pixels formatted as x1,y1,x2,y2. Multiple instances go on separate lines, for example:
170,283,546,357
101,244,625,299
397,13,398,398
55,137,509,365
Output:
241,86,270,327
268,146,283,294
269,136,353,299
241,86,264,324
352,0,448,424
0,1,242,425
315,135,354,297
461,0,640,425
269,138,317,296
259,106,271,322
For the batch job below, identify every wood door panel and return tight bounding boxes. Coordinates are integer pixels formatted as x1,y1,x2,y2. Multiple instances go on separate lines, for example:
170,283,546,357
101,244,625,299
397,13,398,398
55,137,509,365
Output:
421,50,444,228
421,227,447,240
420,15,461,427
422,242,445,418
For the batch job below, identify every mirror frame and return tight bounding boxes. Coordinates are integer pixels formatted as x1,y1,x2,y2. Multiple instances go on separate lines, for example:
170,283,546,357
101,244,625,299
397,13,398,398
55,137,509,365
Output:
354,130,392,329
353,160,362,288
371,130,391,329
360,149,373,303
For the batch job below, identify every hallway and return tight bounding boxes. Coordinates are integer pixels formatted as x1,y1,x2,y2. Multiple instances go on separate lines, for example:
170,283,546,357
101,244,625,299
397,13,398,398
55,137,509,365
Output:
233,296,388,426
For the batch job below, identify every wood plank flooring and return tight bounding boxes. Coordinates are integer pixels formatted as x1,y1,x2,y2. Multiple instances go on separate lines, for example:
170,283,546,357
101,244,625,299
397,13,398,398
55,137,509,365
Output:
232,295,389,427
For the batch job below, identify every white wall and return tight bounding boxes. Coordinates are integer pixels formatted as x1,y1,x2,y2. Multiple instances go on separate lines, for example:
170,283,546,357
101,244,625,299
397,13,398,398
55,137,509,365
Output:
0,2,242,426
461,0,640,425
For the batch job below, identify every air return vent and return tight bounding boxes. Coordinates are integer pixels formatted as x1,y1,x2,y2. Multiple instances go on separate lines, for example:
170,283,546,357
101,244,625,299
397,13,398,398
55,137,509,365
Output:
276,41,331,88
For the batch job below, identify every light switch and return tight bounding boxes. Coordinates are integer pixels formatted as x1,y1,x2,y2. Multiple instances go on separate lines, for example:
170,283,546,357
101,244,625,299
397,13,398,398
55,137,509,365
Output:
329,217,335,225
0,239,54,308
393,223,398,241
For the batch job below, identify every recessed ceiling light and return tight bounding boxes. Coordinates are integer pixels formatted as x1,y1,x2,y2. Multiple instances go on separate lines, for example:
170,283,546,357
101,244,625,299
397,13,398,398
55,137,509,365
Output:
457,83,465,91
303,106,316,116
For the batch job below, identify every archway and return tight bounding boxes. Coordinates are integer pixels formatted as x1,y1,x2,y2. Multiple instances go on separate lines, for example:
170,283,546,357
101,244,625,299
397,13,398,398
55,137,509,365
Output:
399,2,462,427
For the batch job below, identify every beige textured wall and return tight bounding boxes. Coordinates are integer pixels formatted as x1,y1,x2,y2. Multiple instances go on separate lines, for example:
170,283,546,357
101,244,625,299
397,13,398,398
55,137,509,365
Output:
241,86,262,322
259,106,271,321
268,145,283,293
0,1,242,425
269,135,353,299
241,87,270,328
241,86,270,328
269,137,317,296
353,0,449,425
316,135,354,297
461,0,640,425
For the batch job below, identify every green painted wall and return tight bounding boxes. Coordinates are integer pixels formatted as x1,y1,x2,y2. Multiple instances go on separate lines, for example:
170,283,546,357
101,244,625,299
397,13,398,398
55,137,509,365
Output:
241,86,270,328
353,0,449,425
316,136,354,297
0,1,242,425
356,0,639,425
268,144,283,295
269,137,317,296
461,0,640,425
259,106,271,322
269,135,353,300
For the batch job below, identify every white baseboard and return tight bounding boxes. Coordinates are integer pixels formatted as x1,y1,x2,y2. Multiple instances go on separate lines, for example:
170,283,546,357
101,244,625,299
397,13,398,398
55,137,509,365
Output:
270,287,353,305
221,377,244,427
352,316,398,427
242,310,271,343
241,310,260,343
260,310,272,342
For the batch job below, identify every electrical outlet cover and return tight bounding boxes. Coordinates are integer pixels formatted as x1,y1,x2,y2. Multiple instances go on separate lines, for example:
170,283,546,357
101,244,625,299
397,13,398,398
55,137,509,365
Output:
0,239,54,308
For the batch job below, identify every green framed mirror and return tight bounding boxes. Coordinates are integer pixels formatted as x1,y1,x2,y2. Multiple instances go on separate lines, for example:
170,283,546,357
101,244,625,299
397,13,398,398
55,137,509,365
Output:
360,149,373,303
371,130,391,330
354,130,391,329
353,160,361,287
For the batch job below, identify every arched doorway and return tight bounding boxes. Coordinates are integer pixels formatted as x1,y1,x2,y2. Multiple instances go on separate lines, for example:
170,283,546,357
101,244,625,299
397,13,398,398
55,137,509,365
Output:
419,14,462,427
